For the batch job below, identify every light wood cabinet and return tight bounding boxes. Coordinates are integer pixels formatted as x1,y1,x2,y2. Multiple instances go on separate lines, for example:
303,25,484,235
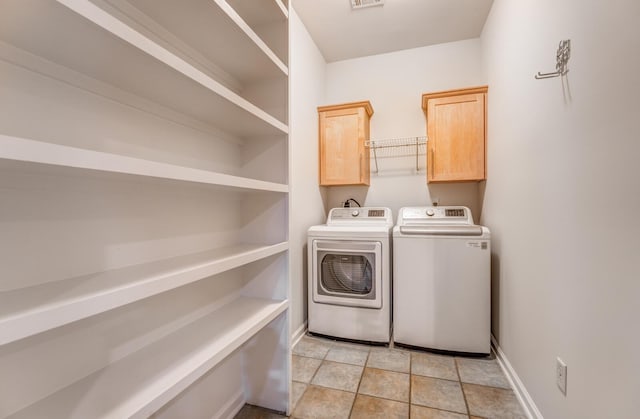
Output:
422,86,488,183
318,101,373,186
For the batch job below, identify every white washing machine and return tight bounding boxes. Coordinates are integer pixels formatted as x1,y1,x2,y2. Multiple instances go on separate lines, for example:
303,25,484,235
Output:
308,207,393,343
393,206,490,355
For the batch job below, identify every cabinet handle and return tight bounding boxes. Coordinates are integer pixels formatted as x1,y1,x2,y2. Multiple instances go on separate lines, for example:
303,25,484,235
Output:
429,149,434,179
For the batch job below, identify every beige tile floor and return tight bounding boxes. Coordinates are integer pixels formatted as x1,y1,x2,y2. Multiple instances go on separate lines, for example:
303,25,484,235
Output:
236,335,527,419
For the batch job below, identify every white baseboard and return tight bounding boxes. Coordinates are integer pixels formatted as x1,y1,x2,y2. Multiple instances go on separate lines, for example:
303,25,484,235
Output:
212,389,245,419
292,321,308,347
491,335,544,419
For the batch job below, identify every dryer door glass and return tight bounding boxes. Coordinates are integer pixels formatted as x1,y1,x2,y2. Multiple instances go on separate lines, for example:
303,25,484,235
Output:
319,253,375,299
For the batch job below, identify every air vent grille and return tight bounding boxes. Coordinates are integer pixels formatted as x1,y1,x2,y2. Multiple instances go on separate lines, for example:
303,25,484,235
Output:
350,0,384,10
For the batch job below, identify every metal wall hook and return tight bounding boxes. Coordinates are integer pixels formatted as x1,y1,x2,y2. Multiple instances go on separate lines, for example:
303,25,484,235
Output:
535,69,569,79
535,39,571,79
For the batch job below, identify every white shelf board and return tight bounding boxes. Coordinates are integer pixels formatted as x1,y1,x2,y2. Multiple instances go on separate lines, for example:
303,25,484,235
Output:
7,296,288,419
275,0,289,19
225,0,288,65
225,0,288,36
213,0,287,74
120,0,288,81
0,241,289,345
0,135,288,194
0,0,287,138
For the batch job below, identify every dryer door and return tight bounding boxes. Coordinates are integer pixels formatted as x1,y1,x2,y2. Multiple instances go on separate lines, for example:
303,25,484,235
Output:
312,240,382,309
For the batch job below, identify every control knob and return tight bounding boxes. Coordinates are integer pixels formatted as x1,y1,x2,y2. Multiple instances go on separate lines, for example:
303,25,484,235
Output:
351,210,360,217
426,209,435,217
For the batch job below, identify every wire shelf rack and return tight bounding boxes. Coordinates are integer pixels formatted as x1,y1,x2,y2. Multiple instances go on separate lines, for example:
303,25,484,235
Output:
365,136,427,173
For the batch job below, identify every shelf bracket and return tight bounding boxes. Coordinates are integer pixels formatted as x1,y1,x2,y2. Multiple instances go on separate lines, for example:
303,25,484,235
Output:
415,137,419,172
371,140,379,173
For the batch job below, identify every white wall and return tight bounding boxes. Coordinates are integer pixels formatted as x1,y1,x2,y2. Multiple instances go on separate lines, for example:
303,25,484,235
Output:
323,39,486,218
289,7,327,337
480,1,640,418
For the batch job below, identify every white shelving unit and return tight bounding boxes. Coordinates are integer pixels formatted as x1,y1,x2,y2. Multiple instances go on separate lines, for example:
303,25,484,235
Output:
0,0,289,417
7,298,288,419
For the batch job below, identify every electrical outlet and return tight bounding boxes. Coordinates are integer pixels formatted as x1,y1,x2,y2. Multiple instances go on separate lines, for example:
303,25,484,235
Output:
556,357,567,395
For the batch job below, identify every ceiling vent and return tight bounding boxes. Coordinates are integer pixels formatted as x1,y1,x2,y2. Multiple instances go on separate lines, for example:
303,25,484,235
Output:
350,0,384,10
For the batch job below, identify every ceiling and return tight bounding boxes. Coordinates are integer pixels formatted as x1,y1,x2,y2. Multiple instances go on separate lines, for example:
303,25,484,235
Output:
292,0,494,62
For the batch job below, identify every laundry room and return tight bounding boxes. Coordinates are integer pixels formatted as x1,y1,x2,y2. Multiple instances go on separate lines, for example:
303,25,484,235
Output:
291,0,639,418
0,1,638,419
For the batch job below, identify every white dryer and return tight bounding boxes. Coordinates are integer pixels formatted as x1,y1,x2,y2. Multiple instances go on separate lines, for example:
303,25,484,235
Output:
393,206,490,355
308,207,393,343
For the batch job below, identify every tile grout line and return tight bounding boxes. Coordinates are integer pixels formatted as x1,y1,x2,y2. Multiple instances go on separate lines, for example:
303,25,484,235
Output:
409,350,413,419
454,357,472,417
346,345,370,418
292,354,322,385
309,337,330,385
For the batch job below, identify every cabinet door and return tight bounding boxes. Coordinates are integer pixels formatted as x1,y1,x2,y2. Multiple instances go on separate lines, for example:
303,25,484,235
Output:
427,92,486,182
319,107,370,185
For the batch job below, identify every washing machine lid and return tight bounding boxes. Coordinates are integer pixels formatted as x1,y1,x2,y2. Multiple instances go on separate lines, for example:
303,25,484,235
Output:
398,224,484,236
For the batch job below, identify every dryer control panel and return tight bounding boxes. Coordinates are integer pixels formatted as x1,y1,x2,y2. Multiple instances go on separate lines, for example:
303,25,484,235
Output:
327,207,393,226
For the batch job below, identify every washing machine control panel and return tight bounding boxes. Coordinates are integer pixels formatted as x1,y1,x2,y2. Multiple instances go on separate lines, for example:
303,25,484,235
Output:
398,206,474,225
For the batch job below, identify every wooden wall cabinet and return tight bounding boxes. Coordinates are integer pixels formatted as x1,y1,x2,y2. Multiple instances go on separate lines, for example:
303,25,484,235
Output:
318,101,373,186
422,86,488,183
